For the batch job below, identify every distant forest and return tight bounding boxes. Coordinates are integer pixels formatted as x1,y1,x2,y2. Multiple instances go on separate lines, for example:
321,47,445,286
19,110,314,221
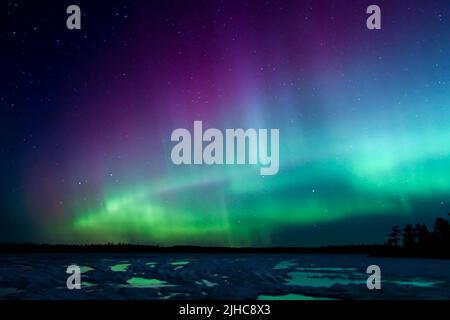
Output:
379,214,450,259
0,215,449,259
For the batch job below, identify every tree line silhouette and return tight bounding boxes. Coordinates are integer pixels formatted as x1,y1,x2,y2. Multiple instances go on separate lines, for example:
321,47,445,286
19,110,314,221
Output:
384,214,450,259
0,215,449,259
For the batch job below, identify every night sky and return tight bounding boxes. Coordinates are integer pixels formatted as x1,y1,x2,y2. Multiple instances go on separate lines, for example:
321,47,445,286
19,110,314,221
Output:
1,0,449,246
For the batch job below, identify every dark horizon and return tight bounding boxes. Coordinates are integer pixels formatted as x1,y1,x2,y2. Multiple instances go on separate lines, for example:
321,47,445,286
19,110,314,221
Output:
3,212,449,259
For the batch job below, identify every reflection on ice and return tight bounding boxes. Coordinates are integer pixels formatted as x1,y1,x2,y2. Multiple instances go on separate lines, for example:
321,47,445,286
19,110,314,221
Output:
160,292,184,299
170,261,191,266
287,271,366,287
80,266,94,273
273,260,297,270
110,263,130,272
125,277,174,288
196,279,218,287
81,281,96,287
393,279,440,287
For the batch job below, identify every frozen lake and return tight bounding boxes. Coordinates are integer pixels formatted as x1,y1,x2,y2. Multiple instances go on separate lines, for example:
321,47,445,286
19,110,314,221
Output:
1,254,449,299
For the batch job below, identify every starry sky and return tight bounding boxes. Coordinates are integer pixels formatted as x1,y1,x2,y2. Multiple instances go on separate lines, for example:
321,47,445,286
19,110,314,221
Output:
0,0,449,246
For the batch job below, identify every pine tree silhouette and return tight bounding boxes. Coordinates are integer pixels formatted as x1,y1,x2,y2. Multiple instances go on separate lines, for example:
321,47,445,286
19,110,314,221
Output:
402,224,415,249
387,225,401,246
386,215,450,258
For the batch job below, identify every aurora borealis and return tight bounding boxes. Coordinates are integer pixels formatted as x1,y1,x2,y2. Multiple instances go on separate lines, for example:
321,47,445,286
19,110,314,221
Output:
1,0,450,246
